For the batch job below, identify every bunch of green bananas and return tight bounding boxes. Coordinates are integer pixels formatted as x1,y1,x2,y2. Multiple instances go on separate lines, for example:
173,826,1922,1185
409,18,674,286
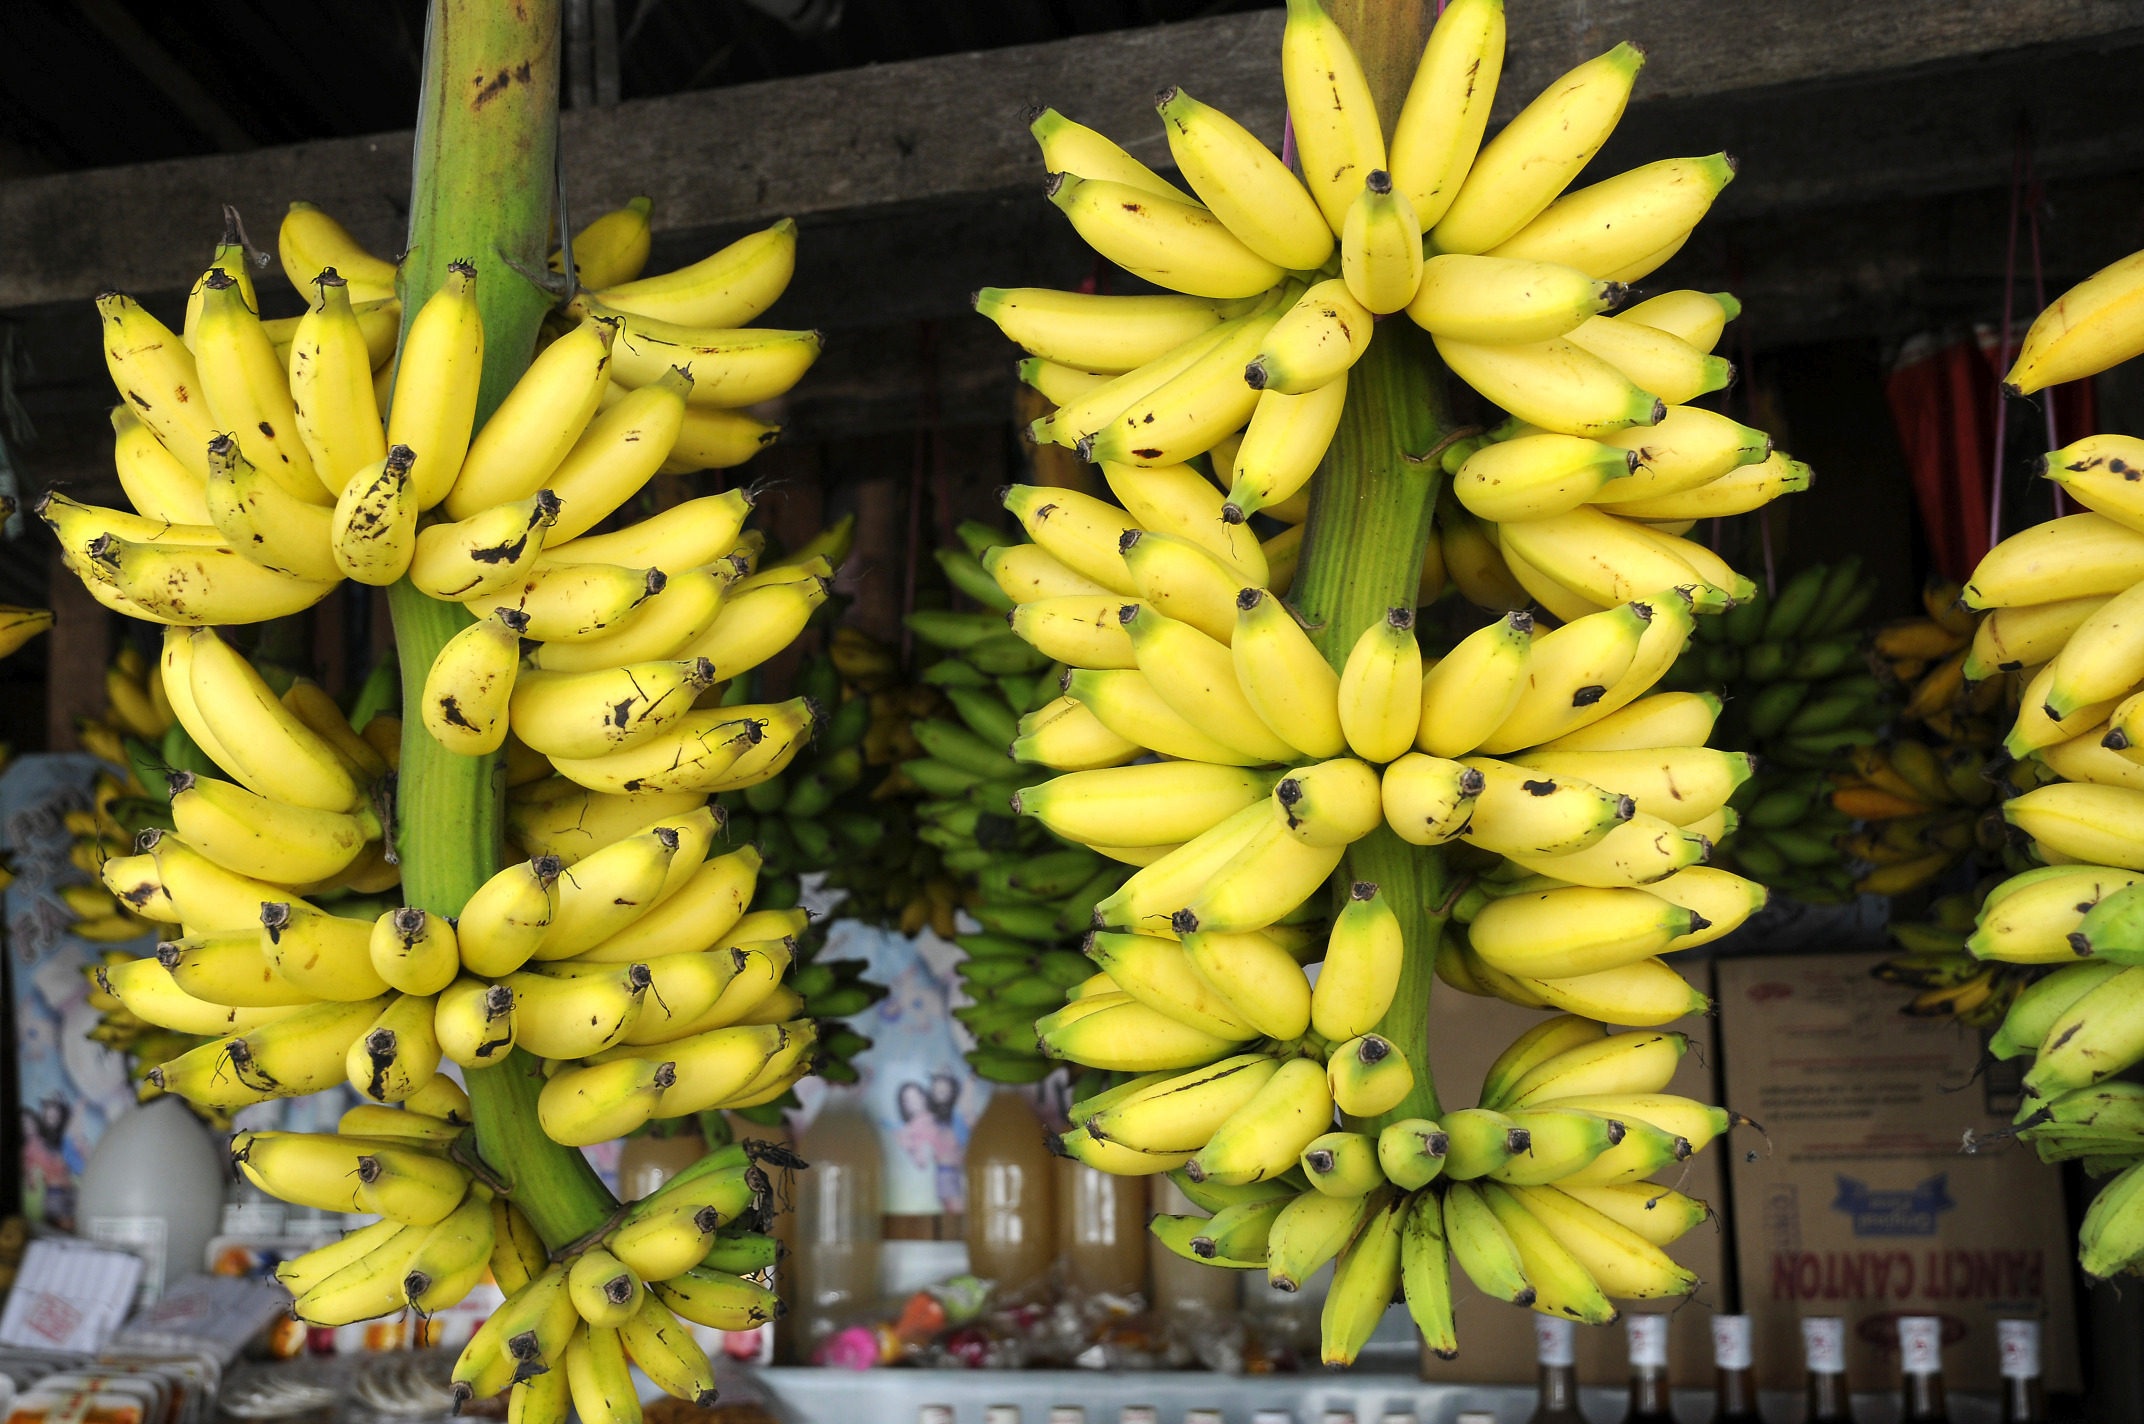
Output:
1872,883,2037,1028
1122,1015,1739,1353
910,524,1137,1086
237,1092,784,1413
1661,559,1883,902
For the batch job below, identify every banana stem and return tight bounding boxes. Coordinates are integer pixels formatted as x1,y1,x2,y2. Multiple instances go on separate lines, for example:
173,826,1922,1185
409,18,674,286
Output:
1290,191,1455,1127
389,0,617,1249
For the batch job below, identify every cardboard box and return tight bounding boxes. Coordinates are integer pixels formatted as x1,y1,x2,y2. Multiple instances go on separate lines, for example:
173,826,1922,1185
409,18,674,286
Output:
1415,974,1730,1385
1717,952,2081,1390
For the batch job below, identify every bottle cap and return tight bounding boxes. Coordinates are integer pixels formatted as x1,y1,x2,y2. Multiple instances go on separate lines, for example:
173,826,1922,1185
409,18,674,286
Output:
1119,1409,1158,1424
1252,1414,1295,1424
1455,1414,1497,1424
1050,1410,1087,1424
1535,1314,1576,1365
986,1409,1023,1424
1802,1315,1846,1372
1712,1314,1753,1369
919,1410,954,1424
1898,1315,1944,1374
1628,1312,1669,1367
1378,1415,1420,1424
1318,1414,1356,1424
1998,1318,2041,1379
1185,1413,1222,1424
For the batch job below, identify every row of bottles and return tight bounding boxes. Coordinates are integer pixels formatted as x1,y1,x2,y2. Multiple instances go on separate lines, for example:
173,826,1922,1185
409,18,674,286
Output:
919,1411,1476,1424
1528,1313,2046,1424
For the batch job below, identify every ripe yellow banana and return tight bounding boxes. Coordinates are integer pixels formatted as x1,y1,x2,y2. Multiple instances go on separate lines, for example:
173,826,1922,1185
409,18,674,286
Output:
1436,334,1664,438
157,930,316,1007
288,271,388,496
1177,808,1346,935
1409,254,1618,347
1015,762,1279,847
280,203,397,301
1046,173,1283,301
597,306,821,408
1381,752,1485,844
1125,604,1302,762
541,369,691,544
1470,885,1700,977
2043,434,2144,537
1564,314,1732,406
536,825,683,956
479,562,664,642
2005,247,2144,394
1312,882,1404,1040
1273,757,1383,847
1081,301,1283,468
110,405,211,524
263,899,395,1001
1008,592,1138,672
1000,485,1137,593
1246,278,1373,396
1103,461,1267,584
1461,756,1634,856
345,992,444,1103
508,658,717,761
418,607,527,756
89,531,334,626
1608,450,1809,521
542,488,751,573
594,219,796,327
1014,695,1142,771
194,272,330,503
370,908,461,997
167,770,373,885
410,490,559,601
1431,42,1646,255
204,434,339,581
576,845,758,964
556,196,652,289
1088,932,1258,1039
1387,0,1504,229
1476,599,1650,753
1341,172,1424,316
1337,607,1423,763
95,958,298,1036
1280,0,1385,234
1490,154,1736,284
97,293,217,482
1225,370,1350,521
1417,610,1533,756
1157,87,1332,271
1120,530,1243,644
1965,513,2144,609
973,287,1224,373
386,262,484,509
436,974,519,1067
185,629,362,810
678,573,829,680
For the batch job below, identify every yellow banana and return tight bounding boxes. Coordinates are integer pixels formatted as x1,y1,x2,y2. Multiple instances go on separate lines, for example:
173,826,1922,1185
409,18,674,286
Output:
95,958,298,1036
1381,752,1485,844
2043,434,2144,537
110,405,211,524
262,900,396,1001
1157,87,1332,270
410,491,559,601
556,196,653,289
1081,300,1283,468
1490,155,1737,284
288,271,388,496
167,770,373,885
1028,105,1196,203
541,368,691,544
204,434,339,581
1431,42,1646,255
193,272,329,503
97,292,218,482
435,974,518,1067
185,629,362,810
1225,370,1351,521
973,286,1224,373
677,573,829,680
597,306,820,408
1273,757,1384,847
345,992,444,1104
1102,462,1267,584
593,219,795,327
1460,756,1633,856
1177,807,1347,934
1013,695,1141,771
458,857,564,978
280,203,397,301
2005,247,2144,394
1417,610,1533,756
1046,173,1282,301
1117,532,1239,644
541,488,751,573
370,908,461,998
1341,172,1424,316
420,606,528,755
387,262,484,509
157,931,316,1008
1337,607,1423,763
1280,0,1385,233
1125,603,1302,762
1388,0,1504,228
1965,513,2144,609
478,562,664,643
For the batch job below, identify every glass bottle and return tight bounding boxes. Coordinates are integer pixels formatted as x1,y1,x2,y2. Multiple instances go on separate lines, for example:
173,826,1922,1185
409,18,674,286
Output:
1527,1317,1584,1424
1251,1412,1295,1424
1118,1409,1157,1424
1048,1410,1086,1424
964,1092,1056,1294
1185,1412,1223,1424
794,1097,883,1355
1055,1156,1147,1296
1713,1314,1761,1424
918,1409,953,1424
1622,1312,1674,1424
985,1407,1023,1424
615,1121,706,1201
1898,1316,1950,1424
1803,1316,1855,1423
1998,1320,2046,1424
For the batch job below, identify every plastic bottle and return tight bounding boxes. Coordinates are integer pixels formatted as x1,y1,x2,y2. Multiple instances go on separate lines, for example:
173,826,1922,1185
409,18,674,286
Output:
76,1097,223,1305
794,1097,883,1354
964,1092,1056,1294
1054,1156,1146,1296
1148,1175,1238,1321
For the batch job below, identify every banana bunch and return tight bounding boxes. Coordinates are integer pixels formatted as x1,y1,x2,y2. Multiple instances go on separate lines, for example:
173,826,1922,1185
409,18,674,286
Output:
912,528,1138,1085
1132,1014,1735,1356
983,0,1811,620
1872,883,2038,1027
1932,237,2144,1279
252,1089,782,1418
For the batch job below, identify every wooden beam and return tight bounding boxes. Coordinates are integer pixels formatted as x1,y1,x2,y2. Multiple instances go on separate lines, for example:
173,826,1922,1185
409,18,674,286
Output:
3,0,2139,309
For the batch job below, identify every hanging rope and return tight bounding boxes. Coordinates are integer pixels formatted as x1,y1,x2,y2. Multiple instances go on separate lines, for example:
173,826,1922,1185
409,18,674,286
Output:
1986,126,2029,550
2022,142,2066,517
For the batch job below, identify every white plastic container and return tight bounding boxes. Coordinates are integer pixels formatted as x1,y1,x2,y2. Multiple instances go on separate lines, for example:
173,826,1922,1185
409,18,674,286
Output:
76,1097,223,1305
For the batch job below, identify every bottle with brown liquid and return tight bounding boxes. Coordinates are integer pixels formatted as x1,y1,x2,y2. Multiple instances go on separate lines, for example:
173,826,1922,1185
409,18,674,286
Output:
1998,1320,2046,1424
1802,1316,1855,1423
1712,1314,1761,1424
1055,1156,1147,1296
963,1093,1055,1295
1897,1316,1950,1424
1621,1313,1674,1424
793,1098,883,1355
1526,1317,1584,1424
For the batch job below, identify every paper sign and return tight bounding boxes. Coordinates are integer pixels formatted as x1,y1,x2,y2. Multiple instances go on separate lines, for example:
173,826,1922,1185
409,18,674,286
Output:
0,1240,143,1352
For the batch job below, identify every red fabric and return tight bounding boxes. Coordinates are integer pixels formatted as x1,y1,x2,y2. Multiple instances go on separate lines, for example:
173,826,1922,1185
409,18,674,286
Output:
1885,339,1997,584
1884,335,2099,582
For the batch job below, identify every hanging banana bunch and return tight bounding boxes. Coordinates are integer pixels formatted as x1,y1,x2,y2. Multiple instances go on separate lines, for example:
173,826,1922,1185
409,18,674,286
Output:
49,191,833,1410
913,526,1130,1087
964,0,1805,1358
1934,236,2144,1281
